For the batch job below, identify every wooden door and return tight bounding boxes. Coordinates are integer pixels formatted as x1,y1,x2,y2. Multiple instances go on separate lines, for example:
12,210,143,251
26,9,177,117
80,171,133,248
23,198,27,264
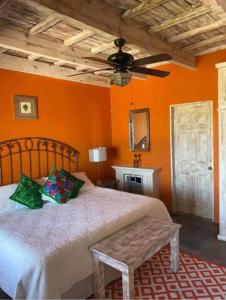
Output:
171,101,213,219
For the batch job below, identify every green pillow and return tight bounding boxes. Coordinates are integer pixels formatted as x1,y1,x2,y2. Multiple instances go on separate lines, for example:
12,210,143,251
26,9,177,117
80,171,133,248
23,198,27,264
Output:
10,175,43,209
60,169,85,198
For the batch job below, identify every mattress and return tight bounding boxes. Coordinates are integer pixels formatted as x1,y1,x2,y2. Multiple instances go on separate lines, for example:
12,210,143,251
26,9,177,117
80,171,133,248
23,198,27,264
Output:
0,187,171,299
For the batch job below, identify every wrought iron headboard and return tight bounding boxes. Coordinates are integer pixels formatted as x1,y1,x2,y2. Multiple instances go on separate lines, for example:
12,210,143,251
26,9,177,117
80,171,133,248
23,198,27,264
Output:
0,137,79,186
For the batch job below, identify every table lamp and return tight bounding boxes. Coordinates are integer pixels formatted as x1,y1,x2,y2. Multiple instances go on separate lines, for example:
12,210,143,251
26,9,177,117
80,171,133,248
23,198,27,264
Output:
88,147,107,185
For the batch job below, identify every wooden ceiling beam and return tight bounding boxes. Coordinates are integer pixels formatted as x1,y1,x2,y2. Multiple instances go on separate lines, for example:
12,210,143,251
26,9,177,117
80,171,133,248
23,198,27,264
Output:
122,0,169,20
183,33,226,51
64,30,94,46
148,4,209,33
30,0,196,68
92,41,144,55
17,0,114,38
167,18,226,43
53,60,65,66
0,26,108,70
0,25,146,82
29,12,61,35
76,66,88,71
27,53,41,60
0,53,110,87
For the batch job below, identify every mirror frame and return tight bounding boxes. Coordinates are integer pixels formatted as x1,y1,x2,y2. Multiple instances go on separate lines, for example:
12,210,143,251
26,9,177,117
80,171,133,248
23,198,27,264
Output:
129,108,150,152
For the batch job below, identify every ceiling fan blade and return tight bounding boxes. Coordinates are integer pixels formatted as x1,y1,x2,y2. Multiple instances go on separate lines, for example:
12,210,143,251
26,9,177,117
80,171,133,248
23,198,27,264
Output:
129,66,170,77
82,57,109,64
82,57,119,67
133,54,172,66
67,67,113,77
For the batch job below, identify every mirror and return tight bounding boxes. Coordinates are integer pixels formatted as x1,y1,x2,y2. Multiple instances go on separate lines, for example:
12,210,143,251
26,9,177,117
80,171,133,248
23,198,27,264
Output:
129,108,150,152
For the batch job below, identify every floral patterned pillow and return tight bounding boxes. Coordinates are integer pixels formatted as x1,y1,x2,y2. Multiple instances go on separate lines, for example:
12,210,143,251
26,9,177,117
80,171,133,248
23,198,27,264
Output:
59,169,85,198
40,168,75,203
10,175,43,209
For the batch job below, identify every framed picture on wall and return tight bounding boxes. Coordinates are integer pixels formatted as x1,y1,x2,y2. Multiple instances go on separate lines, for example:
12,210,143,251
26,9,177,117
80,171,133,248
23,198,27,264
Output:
14,95,38,119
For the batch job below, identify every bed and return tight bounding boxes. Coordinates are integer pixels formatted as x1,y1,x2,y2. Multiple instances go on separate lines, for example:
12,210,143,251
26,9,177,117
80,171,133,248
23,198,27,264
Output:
0,137,171,299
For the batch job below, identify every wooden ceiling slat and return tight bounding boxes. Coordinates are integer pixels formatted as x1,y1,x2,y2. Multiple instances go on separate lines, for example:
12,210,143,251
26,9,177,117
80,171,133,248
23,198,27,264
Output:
91,41,115,54
121,0,169,20
0,0,12,14
64,30,94,46
183,32,226,50
216,0,226,11
196,43,226,55
127,49,141,55
166,0,226,43
29,12,61,35
167,17,226,42
148,4,210,33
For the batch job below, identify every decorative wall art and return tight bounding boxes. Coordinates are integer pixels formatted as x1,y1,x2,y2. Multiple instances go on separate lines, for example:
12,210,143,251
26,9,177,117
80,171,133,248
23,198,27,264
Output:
14,95,38,120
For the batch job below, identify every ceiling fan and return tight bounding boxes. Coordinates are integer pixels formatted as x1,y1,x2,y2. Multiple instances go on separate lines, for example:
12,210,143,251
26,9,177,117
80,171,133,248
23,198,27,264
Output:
67,38,172,87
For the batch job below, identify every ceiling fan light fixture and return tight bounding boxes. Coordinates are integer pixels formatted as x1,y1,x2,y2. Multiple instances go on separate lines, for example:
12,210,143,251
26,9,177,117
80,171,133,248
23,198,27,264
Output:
111,71,132,87
72,40,172,82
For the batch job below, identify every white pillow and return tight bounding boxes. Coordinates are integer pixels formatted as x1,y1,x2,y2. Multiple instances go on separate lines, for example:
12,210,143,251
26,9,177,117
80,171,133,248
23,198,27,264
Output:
72,172,94,192
42,194,58,203
35,177,47,185
0,183,26,214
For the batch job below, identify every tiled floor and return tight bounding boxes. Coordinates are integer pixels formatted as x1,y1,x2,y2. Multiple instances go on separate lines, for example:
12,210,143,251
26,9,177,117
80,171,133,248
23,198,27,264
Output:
0,214,225,299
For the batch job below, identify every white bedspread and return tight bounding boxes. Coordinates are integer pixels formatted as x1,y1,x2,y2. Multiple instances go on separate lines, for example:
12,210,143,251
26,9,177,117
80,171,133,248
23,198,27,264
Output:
0,187,171,299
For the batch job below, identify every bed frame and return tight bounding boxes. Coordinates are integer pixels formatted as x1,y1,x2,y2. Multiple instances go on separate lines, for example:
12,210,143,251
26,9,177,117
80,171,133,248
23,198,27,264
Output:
0,137,79,185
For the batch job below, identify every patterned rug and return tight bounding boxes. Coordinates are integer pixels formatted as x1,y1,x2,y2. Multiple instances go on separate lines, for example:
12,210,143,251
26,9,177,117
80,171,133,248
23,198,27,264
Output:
103,247,226,299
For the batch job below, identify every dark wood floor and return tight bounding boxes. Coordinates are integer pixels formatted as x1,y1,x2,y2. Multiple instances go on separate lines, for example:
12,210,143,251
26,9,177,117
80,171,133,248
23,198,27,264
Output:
0,214,226,299
172,214,226,266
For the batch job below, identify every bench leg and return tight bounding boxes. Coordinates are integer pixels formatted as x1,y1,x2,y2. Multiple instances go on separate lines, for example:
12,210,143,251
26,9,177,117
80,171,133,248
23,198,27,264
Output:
170,230,179,272
92,253,105,299
122,267,135,300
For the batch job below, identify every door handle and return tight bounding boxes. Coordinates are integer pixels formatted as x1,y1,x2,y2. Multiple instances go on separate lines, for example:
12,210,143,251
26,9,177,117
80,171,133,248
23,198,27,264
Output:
208,166,212,170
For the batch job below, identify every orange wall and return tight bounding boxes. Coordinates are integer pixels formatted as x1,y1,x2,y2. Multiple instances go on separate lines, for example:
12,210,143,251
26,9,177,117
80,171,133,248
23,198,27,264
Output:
0,69,111,180
111,49,226,222
1,49,226,222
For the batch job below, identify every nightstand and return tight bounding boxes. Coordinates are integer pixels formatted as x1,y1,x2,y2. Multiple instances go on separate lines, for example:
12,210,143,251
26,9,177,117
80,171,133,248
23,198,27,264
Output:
96,179,117,189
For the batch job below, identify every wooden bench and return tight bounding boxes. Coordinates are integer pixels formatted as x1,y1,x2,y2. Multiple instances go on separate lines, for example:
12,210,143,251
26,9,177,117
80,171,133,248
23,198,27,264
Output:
89,216,181,299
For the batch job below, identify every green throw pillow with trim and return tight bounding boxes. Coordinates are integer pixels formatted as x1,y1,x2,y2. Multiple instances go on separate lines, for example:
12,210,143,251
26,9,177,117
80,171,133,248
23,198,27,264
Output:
10,175,43,209
59,169,85,198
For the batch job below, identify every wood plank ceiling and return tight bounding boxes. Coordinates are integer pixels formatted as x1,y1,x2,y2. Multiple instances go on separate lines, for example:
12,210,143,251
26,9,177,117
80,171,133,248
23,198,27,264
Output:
0,0,225,87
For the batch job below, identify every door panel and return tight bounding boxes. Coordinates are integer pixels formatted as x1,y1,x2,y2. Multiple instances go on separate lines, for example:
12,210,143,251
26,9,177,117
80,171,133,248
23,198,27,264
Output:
171,101,213,219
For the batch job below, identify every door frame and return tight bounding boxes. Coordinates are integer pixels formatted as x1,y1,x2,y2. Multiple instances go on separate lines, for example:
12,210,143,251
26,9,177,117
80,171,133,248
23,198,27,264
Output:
170,100,214,221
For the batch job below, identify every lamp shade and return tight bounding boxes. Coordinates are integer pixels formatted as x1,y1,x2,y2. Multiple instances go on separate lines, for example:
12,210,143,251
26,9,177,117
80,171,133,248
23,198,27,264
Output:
88,147,107,162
